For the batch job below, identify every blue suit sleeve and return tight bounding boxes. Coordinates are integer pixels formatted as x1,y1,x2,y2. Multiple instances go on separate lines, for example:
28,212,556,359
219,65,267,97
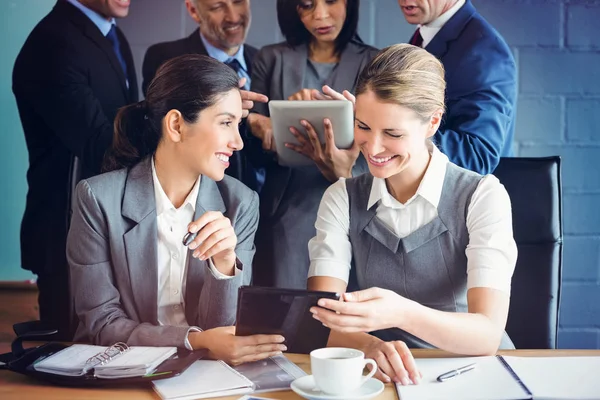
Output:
435,38,517,175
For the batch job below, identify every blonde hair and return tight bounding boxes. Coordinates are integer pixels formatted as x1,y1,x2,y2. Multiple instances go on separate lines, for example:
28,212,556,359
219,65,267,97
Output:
356,44,446,122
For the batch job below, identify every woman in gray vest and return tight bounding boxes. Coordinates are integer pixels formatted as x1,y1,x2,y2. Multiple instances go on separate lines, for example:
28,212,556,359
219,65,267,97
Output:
247,0,378,288
307,44,517,385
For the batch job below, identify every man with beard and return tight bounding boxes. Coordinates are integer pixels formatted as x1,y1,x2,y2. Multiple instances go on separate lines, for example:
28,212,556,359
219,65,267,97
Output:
399,0,517,174
143,0,264,192
12,0,138,340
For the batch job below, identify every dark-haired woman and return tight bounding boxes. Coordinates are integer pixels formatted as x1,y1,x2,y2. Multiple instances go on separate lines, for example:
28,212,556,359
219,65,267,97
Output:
248,0,378,289
67,54,286,365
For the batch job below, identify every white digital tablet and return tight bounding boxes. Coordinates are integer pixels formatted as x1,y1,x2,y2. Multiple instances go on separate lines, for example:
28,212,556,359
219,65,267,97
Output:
268,100,354,167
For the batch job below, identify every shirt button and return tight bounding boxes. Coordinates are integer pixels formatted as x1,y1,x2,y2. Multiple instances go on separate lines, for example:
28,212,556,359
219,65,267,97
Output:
173,305,180,310
171,252,178,260
173,289,179,295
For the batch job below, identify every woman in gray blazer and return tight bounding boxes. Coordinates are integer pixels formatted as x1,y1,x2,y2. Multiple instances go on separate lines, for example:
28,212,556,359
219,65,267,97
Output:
67,55,286,364
247,0,379,289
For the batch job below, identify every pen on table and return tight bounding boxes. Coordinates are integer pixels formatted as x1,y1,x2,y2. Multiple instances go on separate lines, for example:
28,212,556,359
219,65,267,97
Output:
436,362,477,382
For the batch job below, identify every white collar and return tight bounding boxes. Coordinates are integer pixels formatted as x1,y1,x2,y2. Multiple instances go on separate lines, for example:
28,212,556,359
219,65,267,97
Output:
419,0,466,48
151,157,200,216
367,144,448,210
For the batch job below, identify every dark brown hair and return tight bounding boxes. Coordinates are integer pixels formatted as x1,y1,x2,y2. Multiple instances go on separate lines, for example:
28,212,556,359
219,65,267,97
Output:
103,54,239,172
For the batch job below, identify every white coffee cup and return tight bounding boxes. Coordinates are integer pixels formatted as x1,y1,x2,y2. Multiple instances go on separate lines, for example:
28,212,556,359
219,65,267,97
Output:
310,347,378,395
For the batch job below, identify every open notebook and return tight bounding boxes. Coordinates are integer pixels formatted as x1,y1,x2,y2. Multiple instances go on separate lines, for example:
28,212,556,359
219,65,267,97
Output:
152,355,307,400
396,356,600,400
33,343,176,379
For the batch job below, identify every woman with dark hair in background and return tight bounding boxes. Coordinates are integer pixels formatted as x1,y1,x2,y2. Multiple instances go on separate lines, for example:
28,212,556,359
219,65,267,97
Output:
248,0,379,289
67,54,286,364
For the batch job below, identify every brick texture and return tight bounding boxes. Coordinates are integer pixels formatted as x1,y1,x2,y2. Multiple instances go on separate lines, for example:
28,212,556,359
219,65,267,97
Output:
567,4,600,48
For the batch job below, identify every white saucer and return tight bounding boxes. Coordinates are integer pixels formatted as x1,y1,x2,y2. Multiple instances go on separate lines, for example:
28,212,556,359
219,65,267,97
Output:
290,375,384,400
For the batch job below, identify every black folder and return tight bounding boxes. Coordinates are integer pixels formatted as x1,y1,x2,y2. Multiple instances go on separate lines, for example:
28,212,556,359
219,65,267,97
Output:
1,332,204,387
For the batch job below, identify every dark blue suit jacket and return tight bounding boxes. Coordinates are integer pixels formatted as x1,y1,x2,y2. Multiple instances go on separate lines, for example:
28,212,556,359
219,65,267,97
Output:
425,0,516,174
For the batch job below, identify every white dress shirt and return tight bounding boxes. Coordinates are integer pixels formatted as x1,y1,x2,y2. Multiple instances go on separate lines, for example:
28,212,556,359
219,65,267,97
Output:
151,160,235,348
308,145,517,294
418,0,466,48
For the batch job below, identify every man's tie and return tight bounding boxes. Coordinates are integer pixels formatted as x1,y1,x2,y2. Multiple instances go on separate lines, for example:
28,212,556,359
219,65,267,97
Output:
225,58,242,75
106,25,128,78
409,27,424,48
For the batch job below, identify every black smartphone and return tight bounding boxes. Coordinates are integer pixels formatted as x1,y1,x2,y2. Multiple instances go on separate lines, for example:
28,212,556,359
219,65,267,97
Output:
235,286,340,354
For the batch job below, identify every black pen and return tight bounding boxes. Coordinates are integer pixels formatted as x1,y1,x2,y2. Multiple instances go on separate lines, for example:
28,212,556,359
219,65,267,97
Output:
436,362,477,382
182,231,198,246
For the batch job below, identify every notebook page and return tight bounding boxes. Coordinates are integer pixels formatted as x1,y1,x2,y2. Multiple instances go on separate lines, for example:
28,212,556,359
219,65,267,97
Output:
501,356,600,400
396,356,529,400
94,346,176,378
153,359,254,400
95,346,176,369
33,345,109,376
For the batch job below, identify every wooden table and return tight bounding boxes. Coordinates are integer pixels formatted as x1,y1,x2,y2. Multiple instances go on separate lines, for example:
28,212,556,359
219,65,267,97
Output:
1,349,599,400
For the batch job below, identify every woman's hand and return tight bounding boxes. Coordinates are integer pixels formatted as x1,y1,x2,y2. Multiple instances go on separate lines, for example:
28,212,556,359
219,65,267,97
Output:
288,88,315,101
191,326,287,365
311,85,356,109
286,118,360,182
362,339,421,385
247,113,276,152
310,287,413,332
238,78,268,118
187,211,237,275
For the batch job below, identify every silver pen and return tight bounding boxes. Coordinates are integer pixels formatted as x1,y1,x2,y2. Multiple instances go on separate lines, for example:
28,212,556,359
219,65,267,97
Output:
436,362,477,382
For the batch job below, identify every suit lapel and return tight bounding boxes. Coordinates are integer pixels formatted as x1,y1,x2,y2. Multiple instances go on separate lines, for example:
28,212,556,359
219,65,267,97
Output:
186,28,209,56
184,176,227,323
425,0,476,59
329,41,365,92
243,45,258,76
122,158,159,324
59,1,130,99
282,44,308,99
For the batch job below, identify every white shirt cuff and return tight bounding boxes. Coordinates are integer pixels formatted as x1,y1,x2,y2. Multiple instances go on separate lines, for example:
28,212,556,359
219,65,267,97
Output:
208,258,240,280
184,326,202,350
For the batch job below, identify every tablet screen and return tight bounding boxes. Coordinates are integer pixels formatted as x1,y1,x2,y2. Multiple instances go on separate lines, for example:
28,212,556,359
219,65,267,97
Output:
268,100,354,167
235,286,340,354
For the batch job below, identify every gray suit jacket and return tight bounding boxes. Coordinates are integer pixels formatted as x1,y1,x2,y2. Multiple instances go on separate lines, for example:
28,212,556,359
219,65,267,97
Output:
67,157,258,347
249,40,378,288
251,40,378,118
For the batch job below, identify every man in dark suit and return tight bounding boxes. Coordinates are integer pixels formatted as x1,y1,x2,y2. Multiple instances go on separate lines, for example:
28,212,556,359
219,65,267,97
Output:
400,0,517,174
142,0,264,192
12,0,138,339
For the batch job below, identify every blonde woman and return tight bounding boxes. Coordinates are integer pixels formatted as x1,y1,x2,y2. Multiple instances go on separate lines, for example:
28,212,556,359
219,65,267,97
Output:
306,45,517,385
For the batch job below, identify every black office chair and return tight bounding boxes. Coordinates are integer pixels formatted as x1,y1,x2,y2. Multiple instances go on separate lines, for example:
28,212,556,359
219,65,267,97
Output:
493,157,563,349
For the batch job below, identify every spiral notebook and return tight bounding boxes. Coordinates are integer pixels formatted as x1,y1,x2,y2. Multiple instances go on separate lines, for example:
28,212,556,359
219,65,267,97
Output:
33,343,177,379
396,355,600,400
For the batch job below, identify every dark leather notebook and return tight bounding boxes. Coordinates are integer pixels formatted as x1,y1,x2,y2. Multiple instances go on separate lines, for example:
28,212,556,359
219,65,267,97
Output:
2,334,204,387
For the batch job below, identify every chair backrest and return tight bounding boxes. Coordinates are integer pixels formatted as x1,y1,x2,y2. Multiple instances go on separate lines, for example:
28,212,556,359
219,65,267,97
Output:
493,157,562,349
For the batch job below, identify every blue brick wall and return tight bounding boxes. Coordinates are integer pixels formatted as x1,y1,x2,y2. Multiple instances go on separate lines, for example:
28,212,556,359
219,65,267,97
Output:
122,0,600,349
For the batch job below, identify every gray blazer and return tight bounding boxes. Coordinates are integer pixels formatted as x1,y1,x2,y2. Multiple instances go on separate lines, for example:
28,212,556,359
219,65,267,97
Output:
250,40,378,288
67,157,258,347
251,40,378,119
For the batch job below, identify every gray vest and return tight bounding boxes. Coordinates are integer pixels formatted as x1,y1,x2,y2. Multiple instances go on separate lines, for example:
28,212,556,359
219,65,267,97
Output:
346,164,514,349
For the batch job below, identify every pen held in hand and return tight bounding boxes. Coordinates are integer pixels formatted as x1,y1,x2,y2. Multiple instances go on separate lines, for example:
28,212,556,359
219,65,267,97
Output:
182,231,198,247
436,362,477,382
